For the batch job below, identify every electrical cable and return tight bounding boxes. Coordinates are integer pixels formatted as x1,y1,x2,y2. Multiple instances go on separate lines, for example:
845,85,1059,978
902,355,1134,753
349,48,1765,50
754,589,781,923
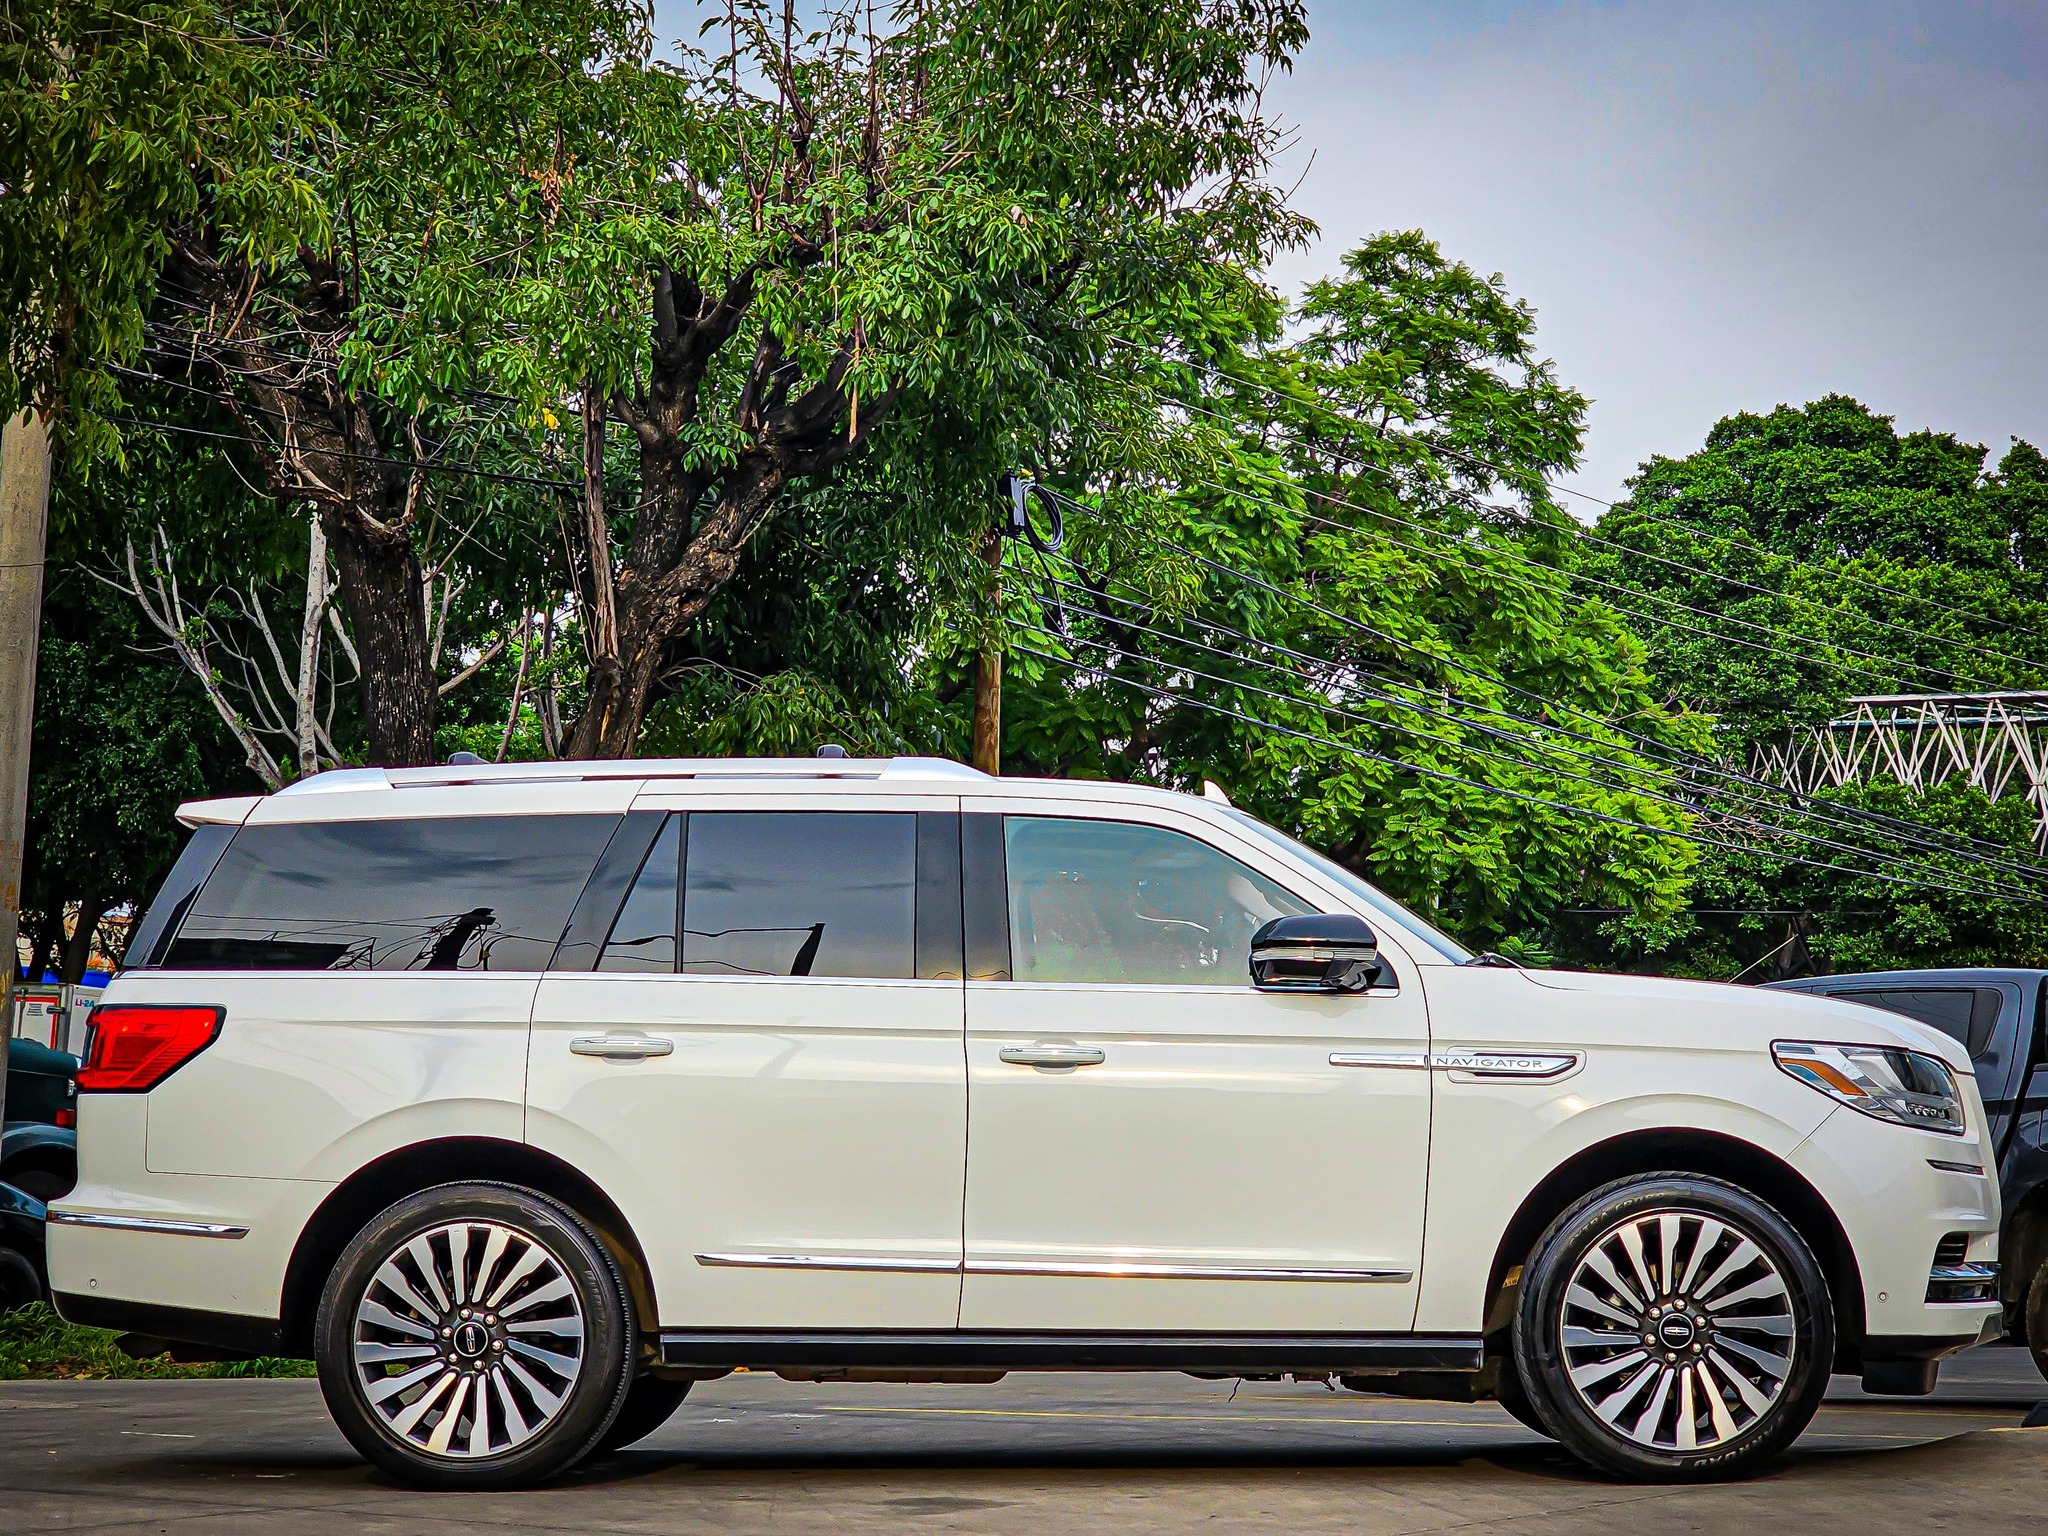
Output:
1119,340,2048,653
1126,374,2044,689
1025,573,2048,888
1032,481,2048,876
1012,637,2037,904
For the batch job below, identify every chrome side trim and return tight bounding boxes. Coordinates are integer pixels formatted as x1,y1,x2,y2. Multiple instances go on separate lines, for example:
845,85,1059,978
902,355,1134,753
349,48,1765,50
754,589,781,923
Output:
1330,1052,1428,1069
695,1252,961,1274
1928,1159,1987,1177
966,1259,1412,1283
693,1252,1413,1283
47,1211,249,1240
1431,1049,1582,1080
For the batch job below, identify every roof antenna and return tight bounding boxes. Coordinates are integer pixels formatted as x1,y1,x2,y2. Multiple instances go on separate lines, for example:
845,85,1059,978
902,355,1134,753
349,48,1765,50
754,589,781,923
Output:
448,751,487,766
815,743,849,759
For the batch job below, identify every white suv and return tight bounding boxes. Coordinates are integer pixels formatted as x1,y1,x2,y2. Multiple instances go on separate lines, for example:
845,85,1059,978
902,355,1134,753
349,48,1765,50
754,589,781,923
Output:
50,757,2000,1487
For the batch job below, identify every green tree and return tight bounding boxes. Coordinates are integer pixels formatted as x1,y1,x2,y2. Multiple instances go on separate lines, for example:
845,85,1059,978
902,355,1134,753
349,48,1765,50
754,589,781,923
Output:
1577,398,2048,977
993,233,1707,948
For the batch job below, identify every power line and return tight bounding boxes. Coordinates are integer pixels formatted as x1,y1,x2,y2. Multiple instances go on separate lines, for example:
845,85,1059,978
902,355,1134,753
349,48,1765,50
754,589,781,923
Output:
103,415,580,494
1024,570,2048,888
1120,340,2048,656
1033,481,2048,878
1127,371,2045,689
1015,640,2036,905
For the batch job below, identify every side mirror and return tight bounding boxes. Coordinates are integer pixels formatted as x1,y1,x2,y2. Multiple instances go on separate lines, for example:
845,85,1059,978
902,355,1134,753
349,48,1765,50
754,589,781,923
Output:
1249,913,1380,994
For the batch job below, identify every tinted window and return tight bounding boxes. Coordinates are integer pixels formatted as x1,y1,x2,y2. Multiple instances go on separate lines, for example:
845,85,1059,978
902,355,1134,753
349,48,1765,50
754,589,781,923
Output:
1004,816,1313,985
683,813,915,979
124,824,234,969
599,815,680,973
166,815,615,972
1836,987,2004,1060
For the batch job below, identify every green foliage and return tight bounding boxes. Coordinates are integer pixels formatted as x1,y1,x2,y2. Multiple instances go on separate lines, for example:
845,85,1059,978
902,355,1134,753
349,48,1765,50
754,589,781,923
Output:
1572,398,2048,978
20,573,248,978
0,1,322,451
0,1304,310,1380
994,233,1708,949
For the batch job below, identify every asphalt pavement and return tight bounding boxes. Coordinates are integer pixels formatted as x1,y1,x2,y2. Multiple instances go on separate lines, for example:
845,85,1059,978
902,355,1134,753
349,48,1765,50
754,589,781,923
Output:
4,1346,2046,1533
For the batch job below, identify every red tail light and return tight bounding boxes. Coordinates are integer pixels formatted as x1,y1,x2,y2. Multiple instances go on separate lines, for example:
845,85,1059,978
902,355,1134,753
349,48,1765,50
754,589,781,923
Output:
78,1006,224,1092
54,1108,75,1128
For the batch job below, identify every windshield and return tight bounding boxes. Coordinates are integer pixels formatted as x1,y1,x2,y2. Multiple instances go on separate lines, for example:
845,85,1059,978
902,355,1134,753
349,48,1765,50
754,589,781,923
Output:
1218,807,1475,964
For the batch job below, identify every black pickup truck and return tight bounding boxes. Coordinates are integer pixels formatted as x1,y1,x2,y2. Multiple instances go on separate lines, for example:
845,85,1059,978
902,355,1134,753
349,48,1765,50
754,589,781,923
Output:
1766,968,2048,1375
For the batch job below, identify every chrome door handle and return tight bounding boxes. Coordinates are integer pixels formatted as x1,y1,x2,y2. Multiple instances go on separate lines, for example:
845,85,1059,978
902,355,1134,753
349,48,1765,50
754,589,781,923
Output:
999,1042,1107,1068
570,1033,675,1060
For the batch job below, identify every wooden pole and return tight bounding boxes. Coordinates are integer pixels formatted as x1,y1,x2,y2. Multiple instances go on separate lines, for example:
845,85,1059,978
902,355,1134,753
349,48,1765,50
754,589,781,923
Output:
0,408,54,1123
971,524,1002,775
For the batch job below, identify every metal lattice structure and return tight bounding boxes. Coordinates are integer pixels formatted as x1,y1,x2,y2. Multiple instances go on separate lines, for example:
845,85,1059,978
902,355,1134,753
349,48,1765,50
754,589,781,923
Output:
1752,692,2048,851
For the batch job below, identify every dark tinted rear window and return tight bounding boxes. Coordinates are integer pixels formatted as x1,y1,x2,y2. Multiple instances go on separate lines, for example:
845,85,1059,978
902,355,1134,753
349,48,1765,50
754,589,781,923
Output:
165,815,616,971
683,812,915,979
599,815,679,973
1835,987,2004,1060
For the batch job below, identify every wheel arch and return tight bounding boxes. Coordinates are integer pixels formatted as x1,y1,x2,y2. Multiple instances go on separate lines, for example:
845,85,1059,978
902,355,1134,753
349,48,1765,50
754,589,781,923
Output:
1480,1128,1866,1372
279,1136,658,1356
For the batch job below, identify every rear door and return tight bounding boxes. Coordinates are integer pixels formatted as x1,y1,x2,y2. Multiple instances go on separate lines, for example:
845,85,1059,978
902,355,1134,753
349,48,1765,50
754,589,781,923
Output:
526,791,967,1330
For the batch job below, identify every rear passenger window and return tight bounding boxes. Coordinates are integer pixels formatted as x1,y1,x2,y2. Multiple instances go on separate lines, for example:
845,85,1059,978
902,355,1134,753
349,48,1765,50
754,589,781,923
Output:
1836,988,2004,1060
683,813,915,979
598,816,680,973
165,815,616,972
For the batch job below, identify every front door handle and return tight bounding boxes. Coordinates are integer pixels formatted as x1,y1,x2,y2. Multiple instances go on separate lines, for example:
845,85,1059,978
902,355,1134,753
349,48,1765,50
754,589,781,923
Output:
999,1042,1107,1069
570,1033,675,1060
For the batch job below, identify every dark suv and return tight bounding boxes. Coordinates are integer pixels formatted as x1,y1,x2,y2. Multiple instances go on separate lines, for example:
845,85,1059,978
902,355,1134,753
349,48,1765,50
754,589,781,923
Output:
1766,969,2048,1374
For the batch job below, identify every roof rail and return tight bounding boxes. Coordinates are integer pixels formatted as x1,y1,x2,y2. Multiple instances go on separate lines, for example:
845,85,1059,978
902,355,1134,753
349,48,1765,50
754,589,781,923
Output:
260,756,988,795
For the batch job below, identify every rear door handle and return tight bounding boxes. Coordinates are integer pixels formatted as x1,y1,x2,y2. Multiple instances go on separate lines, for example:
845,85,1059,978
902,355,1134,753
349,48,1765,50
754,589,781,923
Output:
570,1033,675,1060
999,1042,1107,1069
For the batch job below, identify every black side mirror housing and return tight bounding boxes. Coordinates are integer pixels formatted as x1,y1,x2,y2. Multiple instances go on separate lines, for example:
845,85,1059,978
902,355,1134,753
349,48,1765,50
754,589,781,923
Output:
1249,913,1381,993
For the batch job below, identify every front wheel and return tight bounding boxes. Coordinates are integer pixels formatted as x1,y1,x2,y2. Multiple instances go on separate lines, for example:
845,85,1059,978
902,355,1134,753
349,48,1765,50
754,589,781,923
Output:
315,1182,637,1490
1514,1174,1833,1481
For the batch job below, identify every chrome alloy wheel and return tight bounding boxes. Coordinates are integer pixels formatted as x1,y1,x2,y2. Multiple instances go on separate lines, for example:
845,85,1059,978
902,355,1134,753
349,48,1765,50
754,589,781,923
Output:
350,1220,586,1460
1557,1210,1796,1452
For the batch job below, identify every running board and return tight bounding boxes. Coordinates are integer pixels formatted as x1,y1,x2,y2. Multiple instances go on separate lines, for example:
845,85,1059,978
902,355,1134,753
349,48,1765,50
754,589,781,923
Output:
656,1330,1484,1374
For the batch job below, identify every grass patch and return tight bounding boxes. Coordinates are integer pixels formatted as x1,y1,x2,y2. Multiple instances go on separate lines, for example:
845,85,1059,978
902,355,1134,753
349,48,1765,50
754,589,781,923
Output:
0,1304,313,1381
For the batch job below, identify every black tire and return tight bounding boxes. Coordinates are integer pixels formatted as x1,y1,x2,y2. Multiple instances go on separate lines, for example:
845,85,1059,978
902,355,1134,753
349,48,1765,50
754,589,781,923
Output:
315,1182,636,1490
589,1374,692,1454
4,1163,75,1204
1494,1356,1555,1438
0,1247,42,1313
1514,1173,1833,1482
2025,1255,2048,1383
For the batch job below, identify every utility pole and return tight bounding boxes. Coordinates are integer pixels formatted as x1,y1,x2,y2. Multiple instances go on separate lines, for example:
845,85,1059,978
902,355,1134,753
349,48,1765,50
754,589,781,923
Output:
0,408,54,1128
971,523,1002,776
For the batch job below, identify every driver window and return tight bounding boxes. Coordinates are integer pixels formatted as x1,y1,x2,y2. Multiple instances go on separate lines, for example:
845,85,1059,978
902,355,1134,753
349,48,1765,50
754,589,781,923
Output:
1003,816,1313,985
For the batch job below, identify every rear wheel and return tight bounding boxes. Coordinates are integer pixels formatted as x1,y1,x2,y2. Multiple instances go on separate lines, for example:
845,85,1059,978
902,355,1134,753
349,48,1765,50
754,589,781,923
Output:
1514,1174,1833,1481
315,1182,636,1490
0,1247,42,1313
2024,1255,2048,1382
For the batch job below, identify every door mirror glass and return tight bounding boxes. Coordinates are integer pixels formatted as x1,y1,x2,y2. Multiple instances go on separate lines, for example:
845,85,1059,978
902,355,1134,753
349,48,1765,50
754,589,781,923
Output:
1250,913,1380,994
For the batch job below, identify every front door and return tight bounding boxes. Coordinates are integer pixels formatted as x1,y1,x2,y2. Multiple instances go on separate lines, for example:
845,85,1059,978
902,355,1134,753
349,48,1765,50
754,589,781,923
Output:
961,806,1432,1333
527,795,967,1330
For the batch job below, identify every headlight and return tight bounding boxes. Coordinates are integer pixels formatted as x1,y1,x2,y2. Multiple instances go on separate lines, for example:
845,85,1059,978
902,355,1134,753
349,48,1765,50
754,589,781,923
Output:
1773,1041,1966,1136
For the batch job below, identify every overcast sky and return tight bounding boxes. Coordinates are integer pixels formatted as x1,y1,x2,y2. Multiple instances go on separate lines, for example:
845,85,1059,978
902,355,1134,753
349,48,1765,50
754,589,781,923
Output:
650,1,2046,504
1263,1,2048,502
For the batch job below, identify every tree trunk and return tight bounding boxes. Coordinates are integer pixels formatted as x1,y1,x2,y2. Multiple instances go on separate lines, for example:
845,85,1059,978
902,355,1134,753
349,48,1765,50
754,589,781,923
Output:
59,881,100,986
324,509,436,766
295,513,328,778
